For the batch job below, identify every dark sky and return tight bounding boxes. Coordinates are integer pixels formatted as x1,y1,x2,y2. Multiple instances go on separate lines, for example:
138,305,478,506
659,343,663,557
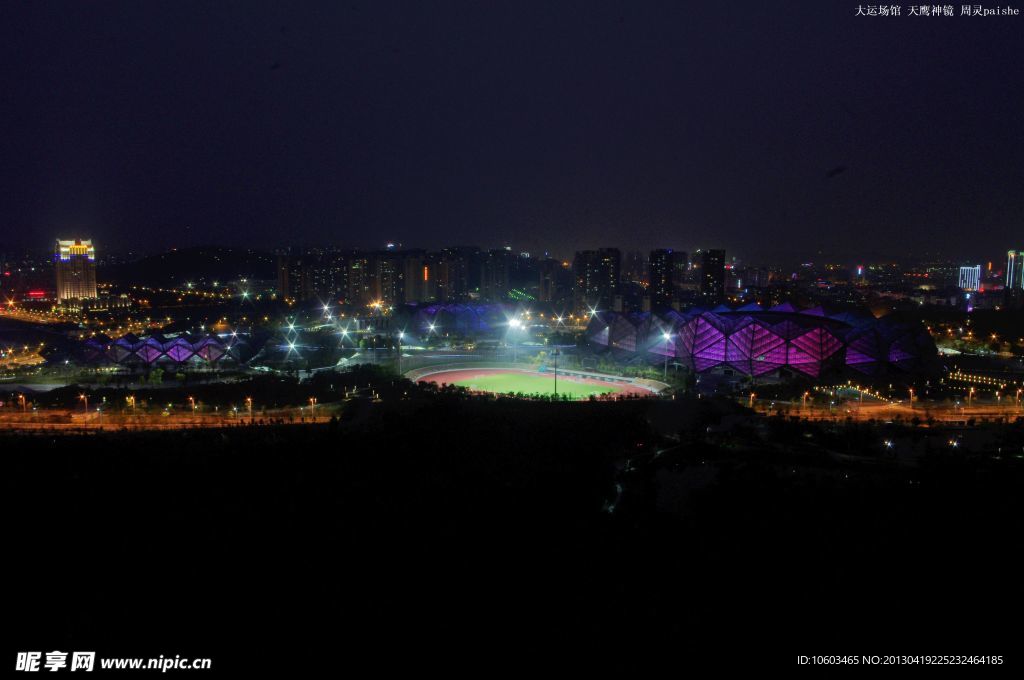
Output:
2,1,1022,262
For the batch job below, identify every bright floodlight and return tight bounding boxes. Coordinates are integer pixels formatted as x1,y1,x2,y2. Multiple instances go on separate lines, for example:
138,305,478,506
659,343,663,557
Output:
399,331,405,339
509,318,522,329
663,332,671,341
428,323,436,332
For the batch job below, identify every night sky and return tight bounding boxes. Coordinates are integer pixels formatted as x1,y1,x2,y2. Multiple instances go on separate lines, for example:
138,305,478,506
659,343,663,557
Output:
2,1,1022,262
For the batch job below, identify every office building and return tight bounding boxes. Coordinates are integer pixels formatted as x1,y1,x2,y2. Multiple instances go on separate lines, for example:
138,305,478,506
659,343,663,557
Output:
958,265,981,292
701,249,726,304
54,238,98,301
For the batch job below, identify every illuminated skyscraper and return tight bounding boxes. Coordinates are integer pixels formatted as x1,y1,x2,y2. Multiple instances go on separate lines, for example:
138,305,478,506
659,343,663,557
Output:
1007,251,1023,290
958,265,981,292
54,239,97,300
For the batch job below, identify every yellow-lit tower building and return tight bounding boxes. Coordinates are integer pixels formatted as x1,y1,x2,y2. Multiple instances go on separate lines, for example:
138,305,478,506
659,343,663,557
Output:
54,238,97,300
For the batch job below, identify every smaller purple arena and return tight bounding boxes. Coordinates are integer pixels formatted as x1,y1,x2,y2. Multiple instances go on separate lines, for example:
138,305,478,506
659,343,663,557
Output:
63,332,260,368
586,303,938,380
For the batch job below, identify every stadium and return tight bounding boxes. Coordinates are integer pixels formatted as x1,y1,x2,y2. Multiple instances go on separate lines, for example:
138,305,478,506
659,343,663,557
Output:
47,332,263,368
408,365,662,399
586,303,938,380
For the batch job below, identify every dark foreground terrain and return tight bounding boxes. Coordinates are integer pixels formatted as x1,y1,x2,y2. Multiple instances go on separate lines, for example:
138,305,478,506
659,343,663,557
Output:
7,396,1023,672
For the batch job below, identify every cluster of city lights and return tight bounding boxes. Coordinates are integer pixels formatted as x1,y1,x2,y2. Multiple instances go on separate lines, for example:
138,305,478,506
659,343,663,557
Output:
948,369,1018,390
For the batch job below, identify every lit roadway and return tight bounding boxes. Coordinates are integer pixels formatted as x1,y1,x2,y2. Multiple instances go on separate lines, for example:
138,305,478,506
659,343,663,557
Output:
0,404,341,433
0,305,64,324
748,398,1023,423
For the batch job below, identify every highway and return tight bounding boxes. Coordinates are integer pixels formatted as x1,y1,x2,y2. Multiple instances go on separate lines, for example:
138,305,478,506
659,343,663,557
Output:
0,404,339,433
749,398,1023,423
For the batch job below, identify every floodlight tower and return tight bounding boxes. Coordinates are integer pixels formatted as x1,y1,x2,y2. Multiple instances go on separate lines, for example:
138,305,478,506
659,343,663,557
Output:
397,330,404,375
552,348,559,397
662,332,672,380
508,318,522,363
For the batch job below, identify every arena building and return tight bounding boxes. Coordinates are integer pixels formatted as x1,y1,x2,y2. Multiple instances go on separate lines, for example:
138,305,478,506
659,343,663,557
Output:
54,332,262,368
586,303,938,379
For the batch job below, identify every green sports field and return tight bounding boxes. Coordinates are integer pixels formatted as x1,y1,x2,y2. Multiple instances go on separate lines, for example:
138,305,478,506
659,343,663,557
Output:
453,372,618,398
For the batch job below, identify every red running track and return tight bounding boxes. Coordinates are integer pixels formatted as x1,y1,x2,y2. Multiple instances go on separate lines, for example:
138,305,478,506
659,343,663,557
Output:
417,368,654,396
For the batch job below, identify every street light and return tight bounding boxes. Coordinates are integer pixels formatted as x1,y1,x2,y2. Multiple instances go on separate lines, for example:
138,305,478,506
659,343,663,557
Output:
661,332,672,380
309,397,317,421
188,396,196,417
245,396,253,422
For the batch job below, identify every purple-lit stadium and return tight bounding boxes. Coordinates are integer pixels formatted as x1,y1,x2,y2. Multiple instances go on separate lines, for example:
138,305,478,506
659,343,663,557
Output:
56,332,260,368
406,303,507,335
587,303,938,380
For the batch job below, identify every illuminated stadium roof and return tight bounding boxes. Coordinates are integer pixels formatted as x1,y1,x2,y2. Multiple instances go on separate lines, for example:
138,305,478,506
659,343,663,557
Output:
586,305,937,378
405,303,514,335
63,332,259,366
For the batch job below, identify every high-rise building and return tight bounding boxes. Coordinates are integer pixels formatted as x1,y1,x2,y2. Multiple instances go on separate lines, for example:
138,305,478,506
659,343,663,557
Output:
538,257,574,305
621,250,646,284
347,255,373,306
401,250,427,304
1007,251,1023,290
742,266,773,289
573,248,620,313
648,249,686,309
277,251,348,303
958,265,981,292
54,239,97,300
373,252,403,306
443,247,479,300
671,251,689,295
538,258,559,303
424,252,449,303
1006,250,1024,308
480,248,514,302
701,249,726,304
277,253,308,301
